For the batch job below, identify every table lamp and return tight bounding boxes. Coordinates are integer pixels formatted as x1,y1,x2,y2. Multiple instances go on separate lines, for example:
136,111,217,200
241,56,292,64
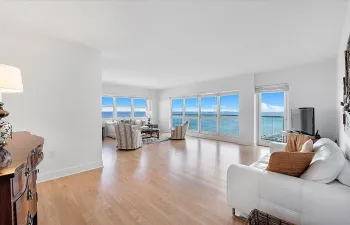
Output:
0,64,23,145
146,110,152,124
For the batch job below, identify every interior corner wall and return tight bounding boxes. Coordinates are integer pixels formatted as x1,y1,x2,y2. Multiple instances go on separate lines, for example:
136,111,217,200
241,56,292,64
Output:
0,25,103,182
337,1,350,159
255,59,338,141
158,74,256,146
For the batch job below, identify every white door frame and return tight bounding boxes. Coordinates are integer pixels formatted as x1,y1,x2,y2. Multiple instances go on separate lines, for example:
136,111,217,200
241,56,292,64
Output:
257,91,289,146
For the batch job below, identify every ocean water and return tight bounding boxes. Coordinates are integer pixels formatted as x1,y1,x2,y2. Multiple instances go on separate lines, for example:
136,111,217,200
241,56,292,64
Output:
172,112,239,136
172,112,284,137
102,111,146,118
103,111,284,139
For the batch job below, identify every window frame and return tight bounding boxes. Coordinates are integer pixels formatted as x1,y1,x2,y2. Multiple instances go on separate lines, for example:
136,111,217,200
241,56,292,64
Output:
132,98,148,118
218,93,240,137
184,97,199,132
200,94,218,134
101,96,114,119
101,95,149,120
169,91,239,137
171,98,184,129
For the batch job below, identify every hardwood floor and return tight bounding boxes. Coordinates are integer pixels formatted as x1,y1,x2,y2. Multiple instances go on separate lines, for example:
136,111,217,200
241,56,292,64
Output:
37,136,269,225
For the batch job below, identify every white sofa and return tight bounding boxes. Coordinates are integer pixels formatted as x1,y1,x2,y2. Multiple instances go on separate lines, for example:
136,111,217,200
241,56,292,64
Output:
104,119,147,138
227,142,350,225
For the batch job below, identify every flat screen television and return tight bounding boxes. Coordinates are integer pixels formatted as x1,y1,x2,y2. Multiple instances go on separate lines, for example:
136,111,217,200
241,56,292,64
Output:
299,107,315,136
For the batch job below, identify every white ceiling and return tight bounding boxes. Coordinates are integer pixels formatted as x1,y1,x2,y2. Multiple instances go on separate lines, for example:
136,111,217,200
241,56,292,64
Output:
0,1,347,89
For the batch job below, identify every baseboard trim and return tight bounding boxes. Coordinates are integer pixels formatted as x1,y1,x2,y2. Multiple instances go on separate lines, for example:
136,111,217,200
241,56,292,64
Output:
37,160,104,183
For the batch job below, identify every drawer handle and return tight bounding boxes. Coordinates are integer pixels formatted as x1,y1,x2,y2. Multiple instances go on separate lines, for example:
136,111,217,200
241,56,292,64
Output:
25,167,30,177
27,212,33,225
39,151,44,159
27,189,33,200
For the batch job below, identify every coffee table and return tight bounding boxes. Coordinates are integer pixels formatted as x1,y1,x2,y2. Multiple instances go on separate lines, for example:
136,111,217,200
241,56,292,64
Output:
141,128,160,139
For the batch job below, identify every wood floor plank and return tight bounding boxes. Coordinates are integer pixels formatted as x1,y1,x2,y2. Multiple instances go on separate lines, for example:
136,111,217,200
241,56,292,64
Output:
37,136,269,225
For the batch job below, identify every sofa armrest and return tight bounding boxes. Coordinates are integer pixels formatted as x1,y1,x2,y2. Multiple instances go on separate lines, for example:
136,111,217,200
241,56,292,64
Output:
227,164,304,224
270,142,287,153
227,164,263,215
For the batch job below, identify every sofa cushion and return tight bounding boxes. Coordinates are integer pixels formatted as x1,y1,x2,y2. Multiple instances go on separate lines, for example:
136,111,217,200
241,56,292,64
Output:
338,159,350,186
250,153,271,170
134,119,142,126
267,151,315,177
300,139,313,153
300,138,345,183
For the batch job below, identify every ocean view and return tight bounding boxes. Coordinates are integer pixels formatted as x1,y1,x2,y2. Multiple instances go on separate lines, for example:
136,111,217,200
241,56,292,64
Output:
172,111,284,139
102,111,146,118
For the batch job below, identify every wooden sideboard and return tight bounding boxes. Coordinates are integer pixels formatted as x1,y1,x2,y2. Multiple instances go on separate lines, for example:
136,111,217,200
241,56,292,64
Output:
0,132,44,225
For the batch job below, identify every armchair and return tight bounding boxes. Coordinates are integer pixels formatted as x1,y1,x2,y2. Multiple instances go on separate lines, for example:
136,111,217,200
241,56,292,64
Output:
171,120,189,140
115,122,143,150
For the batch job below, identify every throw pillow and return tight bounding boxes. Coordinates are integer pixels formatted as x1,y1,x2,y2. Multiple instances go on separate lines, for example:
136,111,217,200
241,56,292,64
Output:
285,133,311,152
134,120,142,126
300,138,345,183
267,151,315,177
300,139,313,153
337,159,350,186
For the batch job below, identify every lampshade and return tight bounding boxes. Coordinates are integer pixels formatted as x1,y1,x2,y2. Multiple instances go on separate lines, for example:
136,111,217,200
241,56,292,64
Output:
0,64,23,93
146,110,152,117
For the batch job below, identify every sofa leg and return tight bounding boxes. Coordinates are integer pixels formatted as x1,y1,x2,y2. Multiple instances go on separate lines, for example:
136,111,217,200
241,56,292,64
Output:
232,208,235,216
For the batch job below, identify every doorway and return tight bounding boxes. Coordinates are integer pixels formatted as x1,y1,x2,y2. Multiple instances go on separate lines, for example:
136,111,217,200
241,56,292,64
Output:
258,91,288,146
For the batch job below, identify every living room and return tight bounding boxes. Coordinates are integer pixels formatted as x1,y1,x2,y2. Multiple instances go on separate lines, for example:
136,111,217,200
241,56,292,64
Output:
0,1,349,225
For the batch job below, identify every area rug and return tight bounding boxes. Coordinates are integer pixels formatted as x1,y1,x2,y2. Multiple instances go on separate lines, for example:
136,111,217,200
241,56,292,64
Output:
142,136,171,145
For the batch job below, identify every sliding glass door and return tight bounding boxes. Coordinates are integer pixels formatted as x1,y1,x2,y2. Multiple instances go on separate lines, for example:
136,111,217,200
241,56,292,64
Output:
258,92,288,146
219,95,239,136
171,99,183,128
185,98,199,131
200,96,217,133
170,92,239,137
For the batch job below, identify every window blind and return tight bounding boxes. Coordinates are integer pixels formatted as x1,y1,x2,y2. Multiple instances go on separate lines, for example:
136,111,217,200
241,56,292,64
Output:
255,83,289,93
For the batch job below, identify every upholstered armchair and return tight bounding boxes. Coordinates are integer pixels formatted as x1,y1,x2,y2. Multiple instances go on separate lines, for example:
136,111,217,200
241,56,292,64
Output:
115,122,143,150
171,120,189,140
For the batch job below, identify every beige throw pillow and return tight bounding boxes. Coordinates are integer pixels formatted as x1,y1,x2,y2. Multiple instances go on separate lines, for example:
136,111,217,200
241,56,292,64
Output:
267,152,315,177
300,139,313,152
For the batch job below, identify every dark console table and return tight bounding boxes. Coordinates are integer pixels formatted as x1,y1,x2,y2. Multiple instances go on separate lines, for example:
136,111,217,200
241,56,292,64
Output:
0,132,44,225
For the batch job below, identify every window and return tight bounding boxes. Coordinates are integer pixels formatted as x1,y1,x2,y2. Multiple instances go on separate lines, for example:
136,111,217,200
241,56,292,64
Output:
219,94,239,136
170,92,239,136
102,97,114,119
185,98,198,131
116,98,131,117
101,96,148,119
134,98,147,117
201,96,217,133
171,99,183,128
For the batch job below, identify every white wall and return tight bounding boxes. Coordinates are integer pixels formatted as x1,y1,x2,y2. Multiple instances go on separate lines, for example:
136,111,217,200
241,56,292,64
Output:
158,74,256,145
0,25,103,182
256,59,338,141
102,83,159,123
337,1,350,159
158,60,338,146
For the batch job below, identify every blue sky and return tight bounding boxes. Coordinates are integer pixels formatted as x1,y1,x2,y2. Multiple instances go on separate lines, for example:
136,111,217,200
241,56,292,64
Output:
102,97,147,107
261,92,284,112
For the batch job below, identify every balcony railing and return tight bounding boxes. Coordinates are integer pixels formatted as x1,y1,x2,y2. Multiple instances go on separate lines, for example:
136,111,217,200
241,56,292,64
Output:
261,116,284,142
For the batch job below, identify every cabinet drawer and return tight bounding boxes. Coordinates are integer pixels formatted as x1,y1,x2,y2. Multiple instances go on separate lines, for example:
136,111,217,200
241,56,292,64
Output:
14,189,29,225
28,169,37,192
29,191,38,217
12,165,28,199
31,145,44,168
